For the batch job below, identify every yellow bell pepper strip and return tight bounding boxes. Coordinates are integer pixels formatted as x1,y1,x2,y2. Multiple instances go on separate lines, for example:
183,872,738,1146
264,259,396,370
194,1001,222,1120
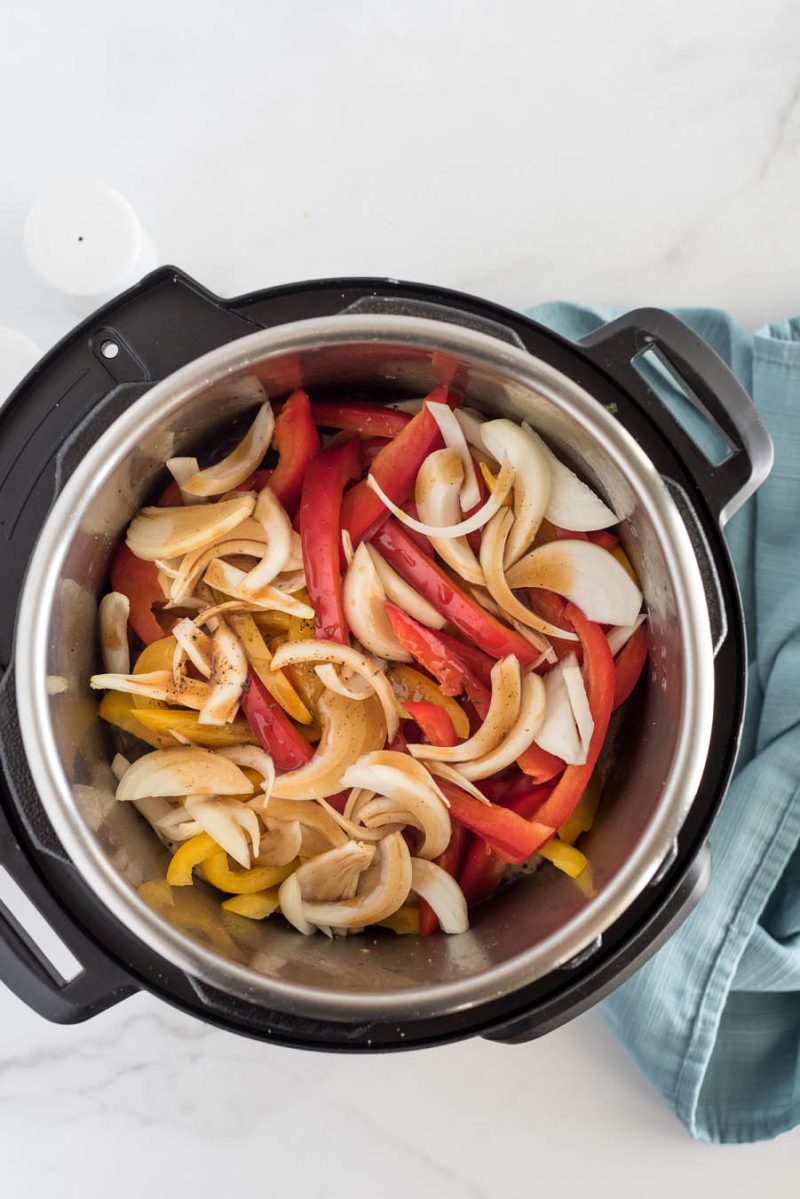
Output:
388,665,471,740
166,832,219,886
479,461,513,507
537,839,589,879
377,905,421,935
221,889,281,920
201,852,298,895
99,690,166,749
611,544,639,585
229,613,312,724
253,609,295,636
559,772,603,846
131,708,258,747
132,635,178,710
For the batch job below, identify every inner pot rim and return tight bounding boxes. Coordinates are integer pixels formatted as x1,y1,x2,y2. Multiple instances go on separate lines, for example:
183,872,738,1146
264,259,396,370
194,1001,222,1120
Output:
15,312,715,1020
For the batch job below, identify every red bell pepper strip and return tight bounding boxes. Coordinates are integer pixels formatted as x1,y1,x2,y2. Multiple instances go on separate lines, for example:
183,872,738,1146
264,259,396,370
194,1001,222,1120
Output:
340,385,460,545
385,603,492,716
109,542,165,646
300,437,362,643
439,781,555,865
459,836,507,906
398,501,434,554
376,522,541,666
430,630,495,689
534,603,615,831
505,781,556,819
552,525,619,551
517,739,565,783
419,823,468,935
309,400,412,438
404,701,459,747
362,436,391,465
526,588,579,661
240,670,313,772
612,623,648,709
246,390,320,508
157,480,183,507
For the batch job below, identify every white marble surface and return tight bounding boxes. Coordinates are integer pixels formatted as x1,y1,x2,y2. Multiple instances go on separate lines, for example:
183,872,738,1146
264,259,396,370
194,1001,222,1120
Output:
1,1,798,1193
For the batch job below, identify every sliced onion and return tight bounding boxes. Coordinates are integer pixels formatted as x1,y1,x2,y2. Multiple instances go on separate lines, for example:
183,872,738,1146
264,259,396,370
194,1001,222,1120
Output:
316,799,395,842
480,419,551,565
366,545,446,630
423,763,490,805
342,543,412,663
293,841,375,903
126,494,255,561
562,653,594,758
341,751,451,860
454,408,488,452
341,528,355,566
270,693,386,800
294,831,412,931
408,655,521,764
217,744,275,802
90,670,212,710
194,599,265,627
169,538,266,604
203,558,314,617
366,456,514,539
172,617,213,681
166,456,203,505
415,449,484,586
278,872,315,934
506,538,643,627
111,752,131,782
285,530,304,571
242,487,293,591
115,746,254,801
535,658,585,765
465,583,556,660
259,795,348,853
98,591,130,674
521,422,618,531
254,818,302,867
457,670,546,780
343,787,376,821
271,640,399,741
410,858,468,934
167,728,194,746
607,613,647,656
181,400,274,497
133,796,200,845
184,795,255,868
480,509,577,641
199,622,248,725
426,400,481,509
314,664,373,701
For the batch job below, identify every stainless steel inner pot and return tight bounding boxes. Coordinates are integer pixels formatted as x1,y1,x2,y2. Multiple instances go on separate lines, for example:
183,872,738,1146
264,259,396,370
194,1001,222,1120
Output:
14,314,714,1022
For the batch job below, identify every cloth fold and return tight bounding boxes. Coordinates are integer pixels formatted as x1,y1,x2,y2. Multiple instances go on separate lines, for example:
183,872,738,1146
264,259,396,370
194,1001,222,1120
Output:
527,303,800,1144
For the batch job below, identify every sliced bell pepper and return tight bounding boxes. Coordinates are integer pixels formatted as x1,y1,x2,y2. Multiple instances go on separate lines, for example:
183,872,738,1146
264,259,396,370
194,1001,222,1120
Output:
131,707,258,748
387,607,492,719
517,738,565,783
98,690,165,749
430,630,495,689
201,851,297,895
439,781,555,865
611,545,639,584
300,436,362,643
310,400,412,438
157,480,184,507
222,889,281,920
166,832,219,886
229,613,312,723
559,772,602,845
525,588,577,661
534,603,615,831
419,822,468,935
399,500,434,554
245,390,320,508
375,522,540,666
459,835,507,906
551,526,619,552
612,622,649,709
388,663,471,738
110,541,165,646
131,635,178,710
378,905,422,935
240,670,314,772
340,385,460,546
537,839,588,878
404,701,459,747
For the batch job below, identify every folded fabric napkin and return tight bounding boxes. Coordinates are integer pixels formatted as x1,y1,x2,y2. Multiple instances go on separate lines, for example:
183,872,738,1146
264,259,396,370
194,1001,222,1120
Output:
528,303,800,1144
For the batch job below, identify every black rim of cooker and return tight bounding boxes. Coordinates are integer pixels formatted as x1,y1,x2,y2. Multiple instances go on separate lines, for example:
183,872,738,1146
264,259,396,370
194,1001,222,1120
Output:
0,269,747,1048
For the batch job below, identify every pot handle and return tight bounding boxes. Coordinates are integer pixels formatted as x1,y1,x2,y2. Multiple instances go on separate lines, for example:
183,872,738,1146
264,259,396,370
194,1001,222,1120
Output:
578,309,773,526
483,842,712,1045
340,293,528,350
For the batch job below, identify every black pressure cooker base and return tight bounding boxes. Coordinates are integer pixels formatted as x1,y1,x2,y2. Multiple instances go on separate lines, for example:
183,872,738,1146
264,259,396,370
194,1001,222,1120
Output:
0,269,748,1048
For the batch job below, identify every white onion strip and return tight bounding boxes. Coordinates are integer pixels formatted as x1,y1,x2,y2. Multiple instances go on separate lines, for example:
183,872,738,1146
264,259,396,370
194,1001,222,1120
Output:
166,456,203,505
408,656,521,764
342,543,411,662
115,747,253,801
426,400,481,509
415,449,484,586
480,418,551,566
271,640,399,741
562,654,594,758
457,671,547,780
480,509,578,642
181,399,273,497
90,670,211,710
203,558,314,617
535,659,585,766
199,622,248,726
410,858,468,934
126,494,255,561
607,613,647,656
217,744,276,803
521,422,618,531
366,545,445,630
98,592,130,674
506,538,643,628
314,663,373,701
365,457,514,539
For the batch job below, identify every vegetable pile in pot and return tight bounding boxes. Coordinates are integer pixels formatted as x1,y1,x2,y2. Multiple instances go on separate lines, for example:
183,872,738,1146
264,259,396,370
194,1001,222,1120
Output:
91,384,649,938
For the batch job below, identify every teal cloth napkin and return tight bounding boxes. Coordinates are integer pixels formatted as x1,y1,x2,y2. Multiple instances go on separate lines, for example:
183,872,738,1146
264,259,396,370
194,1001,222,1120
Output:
528,303,800,1144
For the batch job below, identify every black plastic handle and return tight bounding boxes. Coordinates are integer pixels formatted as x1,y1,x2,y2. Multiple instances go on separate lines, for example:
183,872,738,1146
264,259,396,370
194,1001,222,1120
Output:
483,842,712,1044
579,308,773,526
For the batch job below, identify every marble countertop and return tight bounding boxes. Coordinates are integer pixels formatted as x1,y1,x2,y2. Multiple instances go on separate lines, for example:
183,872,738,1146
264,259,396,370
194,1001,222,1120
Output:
1,2,798,1194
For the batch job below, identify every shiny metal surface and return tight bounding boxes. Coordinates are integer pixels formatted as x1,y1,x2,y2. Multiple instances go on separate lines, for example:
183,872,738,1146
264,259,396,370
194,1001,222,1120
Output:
15,314,715,1021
